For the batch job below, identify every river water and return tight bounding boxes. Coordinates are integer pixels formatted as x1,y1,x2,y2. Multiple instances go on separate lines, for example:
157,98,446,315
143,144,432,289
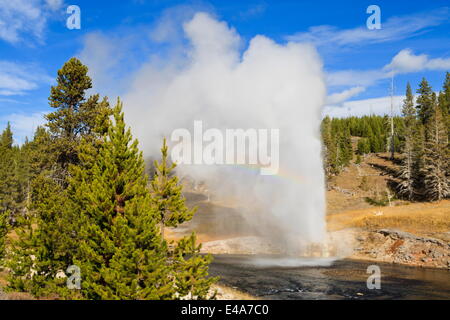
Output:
209,255,450,300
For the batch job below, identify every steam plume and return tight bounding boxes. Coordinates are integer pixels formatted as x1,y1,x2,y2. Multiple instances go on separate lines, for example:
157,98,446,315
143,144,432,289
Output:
85,12,327,253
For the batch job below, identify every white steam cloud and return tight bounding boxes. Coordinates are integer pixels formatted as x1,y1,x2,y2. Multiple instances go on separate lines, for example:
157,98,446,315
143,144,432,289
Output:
85,12,328,253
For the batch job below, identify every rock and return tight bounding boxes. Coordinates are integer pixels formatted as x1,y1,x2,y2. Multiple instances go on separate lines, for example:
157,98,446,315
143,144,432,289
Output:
377,229,445,246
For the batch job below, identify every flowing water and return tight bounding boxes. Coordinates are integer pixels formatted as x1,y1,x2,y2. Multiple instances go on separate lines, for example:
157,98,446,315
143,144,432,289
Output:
209,255,450,300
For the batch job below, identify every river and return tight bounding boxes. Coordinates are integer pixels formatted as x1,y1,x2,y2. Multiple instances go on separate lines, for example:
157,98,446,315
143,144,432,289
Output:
209,255,450,300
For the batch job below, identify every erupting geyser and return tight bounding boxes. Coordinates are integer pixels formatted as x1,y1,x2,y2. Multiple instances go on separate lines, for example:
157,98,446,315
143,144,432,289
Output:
122,12,327,255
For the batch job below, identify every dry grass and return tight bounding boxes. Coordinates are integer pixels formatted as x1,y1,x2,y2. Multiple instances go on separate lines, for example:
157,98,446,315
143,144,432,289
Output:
326,153,450,237
212,284,258,300
327,200,450,235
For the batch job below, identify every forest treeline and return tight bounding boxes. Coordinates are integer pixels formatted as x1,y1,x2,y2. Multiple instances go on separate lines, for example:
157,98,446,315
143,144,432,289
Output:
322,72,450,202
0,58,216,299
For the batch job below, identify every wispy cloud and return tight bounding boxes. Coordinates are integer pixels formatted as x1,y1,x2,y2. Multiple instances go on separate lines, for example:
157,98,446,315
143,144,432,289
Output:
0,61,52,96
324,95,405,118
0,111,46,144
326,48,450,105
0,0,64,44
384,49,450,74
237,3,267,20
287,7,449,47
326,86,365,105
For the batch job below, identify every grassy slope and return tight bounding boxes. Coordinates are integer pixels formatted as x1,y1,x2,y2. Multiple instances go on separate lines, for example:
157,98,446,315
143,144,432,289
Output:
326,152,449,240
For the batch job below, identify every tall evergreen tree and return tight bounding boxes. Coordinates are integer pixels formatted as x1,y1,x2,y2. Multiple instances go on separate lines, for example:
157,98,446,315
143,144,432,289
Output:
0,200,6,262
45,57,111,184
150,138,195,239
438,72,450,146
0,124,21,223
7,58,112,296
356,138,370,155
321,116,339,176
0,122,13,148
340,127,353,165
25,126,55,180
422,101,450,201
58,100,173,299
439,72,450,118
150,138,216,299
416,78,434,126
398,83,417,200
56,101,215,299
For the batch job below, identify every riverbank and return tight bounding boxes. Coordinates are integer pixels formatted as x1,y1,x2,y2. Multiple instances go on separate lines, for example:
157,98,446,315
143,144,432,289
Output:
327,201,450,269
198,228,450,270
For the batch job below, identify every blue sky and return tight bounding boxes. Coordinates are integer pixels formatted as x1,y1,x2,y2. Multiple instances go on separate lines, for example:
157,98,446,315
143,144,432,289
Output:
1,0,449,143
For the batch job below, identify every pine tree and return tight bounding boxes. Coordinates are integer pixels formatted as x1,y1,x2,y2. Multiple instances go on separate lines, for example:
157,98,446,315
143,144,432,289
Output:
339,127,353,165
422,100,449,201
0,123,22,224
45,57,111,184
357,138,370,155
26,126,55,180
321,116,333,177
398,83,417,200
411,122,426,198
150,138,216,299
0,122,13,148
438,72,450,160
441,73,450,179
321,116,340,176
55,100,174,299
170,234,216,299
150,138,195,239
416,78,434,126
50,100,216,299
0,203,7,262
5,203,36,292
439,72,450,119
7,58,112,297
0,124,14,216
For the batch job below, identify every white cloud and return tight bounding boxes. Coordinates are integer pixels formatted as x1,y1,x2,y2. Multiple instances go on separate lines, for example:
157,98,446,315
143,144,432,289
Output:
385,49,450,74
78,32,125,93
149,4,212,44
326,86,365,105
0,111,46,144
45,0,63,11
237,3,267,20
326,48,450,107
0,61,52,96
323,95,405,118
287,7,449,47
0,0,64,44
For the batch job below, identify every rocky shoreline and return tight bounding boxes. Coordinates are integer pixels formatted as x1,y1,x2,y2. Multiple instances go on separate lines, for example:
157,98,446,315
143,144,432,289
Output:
200,229,450,270
351,229,450,270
